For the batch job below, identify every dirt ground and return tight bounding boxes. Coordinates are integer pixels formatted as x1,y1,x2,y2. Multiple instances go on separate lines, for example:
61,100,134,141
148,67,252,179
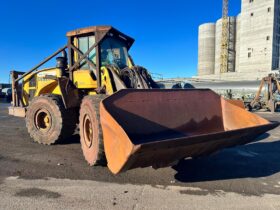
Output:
1,102,280,209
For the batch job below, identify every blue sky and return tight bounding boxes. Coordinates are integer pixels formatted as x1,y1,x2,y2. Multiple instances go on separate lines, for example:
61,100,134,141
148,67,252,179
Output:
0,0,241,83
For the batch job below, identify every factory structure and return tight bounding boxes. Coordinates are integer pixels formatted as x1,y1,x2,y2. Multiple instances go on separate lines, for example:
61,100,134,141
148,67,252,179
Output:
197,0,280,81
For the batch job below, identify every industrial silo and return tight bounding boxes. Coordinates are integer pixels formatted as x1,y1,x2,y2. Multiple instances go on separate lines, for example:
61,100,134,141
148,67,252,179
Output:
197,23,216,76
214,17,236,75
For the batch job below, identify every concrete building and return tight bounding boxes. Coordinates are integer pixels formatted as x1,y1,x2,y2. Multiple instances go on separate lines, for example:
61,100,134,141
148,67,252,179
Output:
197,0,280,81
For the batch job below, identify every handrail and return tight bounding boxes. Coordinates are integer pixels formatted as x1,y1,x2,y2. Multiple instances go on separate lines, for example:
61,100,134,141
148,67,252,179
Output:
15,45,67,83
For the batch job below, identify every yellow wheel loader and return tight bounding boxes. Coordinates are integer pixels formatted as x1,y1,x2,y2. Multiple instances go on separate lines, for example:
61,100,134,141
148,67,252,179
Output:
9,26,279,174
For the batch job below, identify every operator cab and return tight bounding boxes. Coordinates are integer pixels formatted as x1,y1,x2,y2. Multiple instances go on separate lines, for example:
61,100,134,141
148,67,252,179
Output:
65,26,135,91
66,26,134,71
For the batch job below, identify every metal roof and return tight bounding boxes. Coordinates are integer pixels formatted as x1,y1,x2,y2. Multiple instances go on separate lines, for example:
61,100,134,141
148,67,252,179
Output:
66,25,135,49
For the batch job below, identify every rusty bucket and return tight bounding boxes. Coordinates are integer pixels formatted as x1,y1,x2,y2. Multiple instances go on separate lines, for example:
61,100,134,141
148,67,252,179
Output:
100,89,278,174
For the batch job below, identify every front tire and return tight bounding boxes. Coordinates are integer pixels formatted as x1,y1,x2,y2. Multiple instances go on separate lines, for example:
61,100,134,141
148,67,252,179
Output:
79,95,107,166
26,95,77,145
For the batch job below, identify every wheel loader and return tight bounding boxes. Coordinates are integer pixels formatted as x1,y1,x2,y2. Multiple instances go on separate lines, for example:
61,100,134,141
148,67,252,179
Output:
8,26,279,174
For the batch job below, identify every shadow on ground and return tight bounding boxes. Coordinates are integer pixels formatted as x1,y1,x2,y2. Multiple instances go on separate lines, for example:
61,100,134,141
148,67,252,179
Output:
173,137,280,183
59,134,80,145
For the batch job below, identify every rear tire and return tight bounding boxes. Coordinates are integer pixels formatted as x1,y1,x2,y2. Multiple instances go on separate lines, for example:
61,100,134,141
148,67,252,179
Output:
26,95,77,145
79,95,107,166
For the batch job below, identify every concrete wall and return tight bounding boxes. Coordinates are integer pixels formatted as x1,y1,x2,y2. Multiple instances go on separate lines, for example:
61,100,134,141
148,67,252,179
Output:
235,14,241,72
238,0,275,75
197,23,216,76
214,19,222,75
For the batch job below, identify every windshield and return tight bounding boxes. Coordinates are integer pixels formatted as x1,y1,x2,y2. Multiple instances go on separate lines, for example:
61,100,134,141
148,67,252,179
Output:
100,36,129,69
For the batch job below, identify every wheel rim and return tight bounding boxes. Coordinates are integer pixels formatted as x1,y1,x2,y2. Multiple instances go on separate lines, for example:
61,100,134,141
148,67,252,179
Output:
83,114,93,148
34,109,52,132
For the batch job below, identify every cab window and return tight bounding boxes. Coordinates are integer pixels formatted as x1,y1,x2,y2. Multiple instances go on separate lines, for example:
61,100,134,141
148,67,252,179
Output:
100,36,129,69
78,36,96,69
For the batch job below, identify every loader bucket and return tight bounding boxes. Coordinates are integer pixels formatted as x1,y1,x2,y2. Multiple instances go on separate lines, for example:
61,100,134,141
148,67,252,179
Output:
100,89,278,174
